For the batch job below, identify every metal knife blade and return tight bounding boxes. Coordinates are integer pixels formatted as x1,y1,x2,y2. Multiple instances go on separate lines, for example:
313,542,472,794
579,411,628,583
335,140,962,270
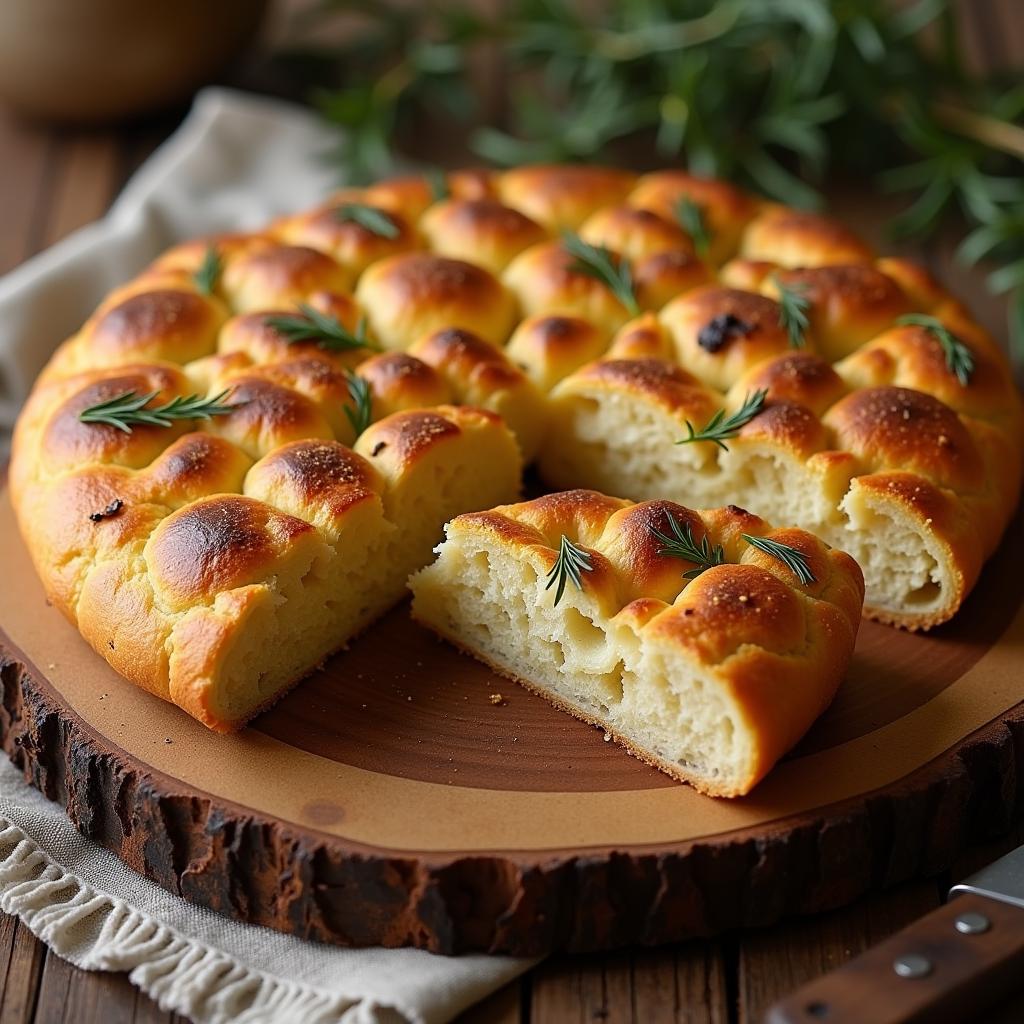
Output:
949,843,1024,909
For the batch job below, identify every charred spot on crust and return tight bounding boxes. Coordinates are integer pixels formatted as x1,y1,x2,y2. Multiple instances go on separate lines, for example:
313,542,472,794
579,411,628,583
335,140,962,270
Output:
89,498,124,522
698,313,754,353
150,495,312,601
371,442,387,457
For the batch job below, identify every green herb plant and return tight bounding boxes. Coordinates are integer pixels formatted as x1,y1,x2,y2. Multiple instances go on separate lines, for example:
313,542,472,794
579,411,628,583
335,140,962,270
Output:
283,1,1024,364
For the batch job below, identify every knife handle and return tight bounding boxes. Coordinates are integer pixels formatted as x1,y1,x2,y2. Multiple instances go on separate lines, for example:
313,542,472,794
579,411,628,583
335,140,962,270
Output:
765,893,1024,1024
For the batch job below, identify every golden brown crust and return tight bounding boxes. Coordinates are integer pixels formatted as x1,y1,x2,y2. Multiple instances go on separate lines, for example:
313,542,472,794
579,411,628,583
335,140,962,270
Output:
505,314,610,391
355,352,452,419
83,289,227,367
659,285,790,391
357,252,516,349
580,205,694,261
555,358,719,423
420,198,547,274
628,170,760,263
221,243,353,312
825,386,984,493
733,351,847,416
272,201,419,276
148,495,315,607
741,205,874,267
498,164,637,229
503,239,639,331
765,264,912,360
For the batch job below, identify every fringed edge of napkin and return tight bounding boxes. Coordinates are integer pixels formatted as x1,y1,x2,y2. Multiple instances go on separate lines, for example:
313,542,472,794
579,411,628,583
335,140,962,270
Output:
0,820,395,1024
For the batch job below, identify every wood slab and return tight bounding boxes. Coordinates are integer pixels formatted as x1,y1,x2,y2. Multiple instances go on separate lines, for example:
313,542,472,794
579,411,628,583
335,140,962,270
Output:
0,487,1022,956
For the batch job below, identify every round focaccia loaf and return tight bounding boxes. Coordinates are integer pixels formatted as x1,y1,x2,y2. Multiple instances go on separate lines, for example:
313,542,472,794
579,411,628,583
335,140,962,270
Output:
11,163,1023,737
410,489,864,797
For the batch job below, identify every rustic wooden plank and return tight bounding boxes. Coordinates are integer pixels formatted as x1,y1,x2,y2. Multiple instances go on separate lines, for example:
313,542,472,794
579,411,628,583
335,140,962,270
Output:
453,976,523,1024
978,0,1024,68
51,954,142,1024
532,942,729,1024
0,114,53,274
0,918,45,1024
634,944,729,1024
33,947,73,1023
39,133,120,249
737,881,941,1023
130,983,182,1024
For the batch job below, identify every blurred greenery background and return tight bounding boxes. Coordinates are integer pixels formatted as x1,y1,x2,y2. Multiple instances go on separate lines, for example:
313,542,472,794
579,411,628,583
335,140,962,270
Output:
272,0,1024,363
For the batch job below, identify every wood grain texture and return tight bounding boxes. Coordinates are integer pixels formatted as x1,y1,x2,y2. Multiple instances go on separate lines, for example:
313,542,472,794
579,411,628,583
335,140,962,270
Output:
0,917,45,1024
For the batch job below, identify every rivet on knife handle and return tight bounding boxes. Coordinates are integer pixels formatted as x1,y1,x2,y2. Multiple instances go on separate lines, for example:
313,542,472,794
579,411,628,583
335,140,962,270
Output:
764,892,1024,1024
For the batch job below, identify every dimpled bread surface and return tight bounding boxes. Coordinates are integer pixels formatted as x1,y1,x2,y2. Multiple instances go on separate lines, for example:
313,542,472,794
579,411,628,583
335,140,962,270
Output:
410,490,864,797
11,164,1022,731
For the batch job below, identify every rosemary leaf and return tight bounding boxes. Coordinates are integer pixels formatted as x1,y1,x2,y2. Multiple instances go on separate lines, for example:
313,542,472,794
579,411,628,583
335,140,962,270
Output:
343,371,373,438
895,313,975,385
742,533,816,585
647,511,725,580
544,534,594,607
676,389,768,451
333,202,400,239
192,245,222,296
78,388,242,434
674,197,712,259
773,275,812,349
562,231,640,316
265,306,378,353
427,167,449,202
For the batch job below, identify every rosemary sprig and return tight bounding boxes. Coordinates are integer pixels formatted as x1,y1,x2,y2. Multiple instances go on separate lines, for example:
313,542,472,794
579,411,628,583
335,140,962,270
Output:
192,245,222,296
773,275,811,349
265,306,378,353
332,202,400,239
562,232,639,316
647,511,725,580
674,197,711,259
427,167,449,202
78,388,241,434
676,389,768,451
544,534,594,607
742,534,816,585
343,371,373,438
895,313,975,385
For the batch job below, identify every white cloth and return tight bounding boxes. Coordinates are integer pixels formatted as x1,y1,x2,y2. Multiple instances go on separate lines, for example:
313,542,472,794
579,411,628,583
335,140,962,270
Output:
0,87,534,1022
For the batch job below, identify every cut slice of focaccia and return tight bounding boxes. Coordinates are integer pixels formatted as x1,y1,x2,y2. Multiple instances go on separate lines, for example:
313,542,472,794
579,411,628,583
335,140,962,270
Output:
410,489,864,797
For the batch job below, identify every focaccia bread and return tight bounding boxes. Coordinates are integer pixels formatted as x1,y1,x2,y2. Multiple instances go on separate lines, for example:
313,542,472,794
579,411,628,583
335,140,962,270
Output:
410,489,864,796
11,163,1021,733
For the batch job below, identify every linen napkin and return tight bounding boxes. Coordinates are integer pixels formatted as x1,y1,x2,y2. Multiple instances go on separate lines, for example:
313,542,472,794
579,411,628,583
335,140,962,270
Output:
0,87,533,1023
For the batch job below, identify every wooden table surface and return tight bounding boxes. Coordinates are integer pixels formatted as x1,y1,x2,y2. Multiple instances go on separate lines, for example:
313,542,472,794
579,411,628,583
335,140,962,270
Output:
1,3,1023,1021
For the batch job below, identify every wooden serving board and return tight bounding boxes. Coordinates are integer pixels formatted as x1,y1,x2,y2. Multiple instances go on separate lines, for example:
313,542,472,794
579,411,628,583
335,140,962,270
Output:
0,487,1022,957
